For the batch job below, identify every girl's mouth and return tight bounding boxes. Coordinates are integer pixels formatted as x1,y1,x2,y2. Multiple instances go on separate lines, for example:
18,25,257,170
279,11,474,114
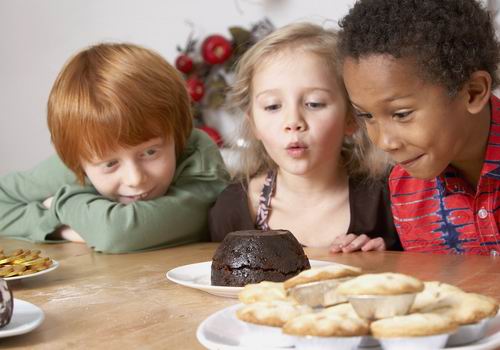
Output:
286,142,308,157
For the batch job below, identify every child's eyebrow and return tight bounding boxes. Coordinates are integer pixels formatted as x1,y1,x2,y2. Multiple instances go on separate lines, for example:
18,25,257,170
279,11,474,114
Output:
381,93,413,102
303,87,333,94
139,137,165,149
350,93,414,110
254,89,281,99
349,101,364,110
255,87,333,99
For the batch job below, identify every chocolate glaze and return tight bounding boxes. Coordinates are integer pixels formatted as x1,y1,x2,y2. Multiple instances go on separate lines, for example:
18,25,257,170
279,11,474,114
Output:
211,229,310,287
0,279,13,328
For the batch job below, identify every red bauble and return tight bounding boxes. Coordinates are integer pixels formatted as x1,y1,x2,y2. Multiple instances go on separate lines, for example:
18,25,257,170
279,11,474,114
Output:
201,35,233,65
175,54,193,74
199,126,223,146
186,77,205,102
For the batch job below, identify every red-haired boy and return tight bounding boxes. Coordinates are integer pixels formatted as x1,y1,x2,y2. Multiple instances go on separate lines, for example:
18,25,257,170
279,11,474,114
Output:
0,43,229,253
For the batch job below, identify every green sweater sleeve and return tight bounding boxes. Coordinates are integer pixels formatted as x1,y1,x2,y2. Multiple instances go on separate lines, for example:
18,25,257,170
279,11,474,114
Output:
0,156,78,241
50,129,229,253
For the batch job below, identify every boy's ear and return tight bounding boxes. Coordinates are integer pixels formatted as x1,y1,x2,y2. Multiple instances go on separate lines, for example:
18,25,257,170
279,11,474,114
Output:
463,70,492,114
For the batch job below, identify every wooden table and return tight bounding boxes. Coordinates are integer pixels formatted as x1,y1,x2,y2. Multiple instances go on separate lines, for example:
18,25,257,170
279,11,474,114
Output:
0,239,498,349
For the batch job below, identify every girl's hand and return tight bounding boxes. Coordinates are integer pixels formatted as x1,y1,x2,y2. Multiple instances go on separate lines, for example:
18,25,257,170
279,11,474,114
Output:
330,233,386,253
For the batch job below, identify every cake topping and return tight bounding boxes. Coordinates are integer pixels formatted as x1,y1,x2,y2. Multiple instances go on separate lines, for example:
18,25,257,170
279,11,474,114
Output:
211,229,310,287
0,278,13,328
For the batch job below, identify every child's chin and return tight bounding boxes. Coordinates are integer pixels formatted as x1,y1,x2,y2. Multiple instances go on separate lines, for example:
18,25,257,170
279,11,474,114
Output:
117,196,139,204
405,168,442,180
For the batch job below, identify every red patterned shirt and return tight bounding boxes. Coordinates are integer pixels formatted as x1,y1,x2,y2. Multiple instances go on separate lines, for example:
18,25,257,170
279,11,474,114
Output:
389,96,500,255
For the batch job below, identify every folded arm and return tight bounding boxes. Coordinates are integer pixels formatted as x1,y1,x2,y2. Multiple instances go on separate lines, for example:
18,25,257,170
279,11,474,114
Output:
0,156,77,241
50,178,226,253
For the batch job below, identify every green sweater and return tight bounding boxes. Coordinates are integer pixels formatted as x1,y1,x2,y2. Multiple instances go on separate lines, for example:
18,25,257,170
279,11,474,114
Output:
0,129,229,253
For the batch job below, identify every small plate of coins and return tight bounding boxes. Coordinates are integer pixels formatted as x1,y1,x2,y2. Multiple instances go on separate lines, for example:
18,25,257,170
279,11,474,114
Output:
0,249,59,281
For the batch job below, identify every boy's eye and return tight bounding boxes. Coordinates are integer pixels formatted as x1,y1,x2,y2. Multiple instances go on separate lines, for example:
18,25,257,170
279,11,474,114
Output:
393,111,412,119
103,160,118,169
264,104,281,111
142,148,158,157
354,111,373,119
305,102,326,109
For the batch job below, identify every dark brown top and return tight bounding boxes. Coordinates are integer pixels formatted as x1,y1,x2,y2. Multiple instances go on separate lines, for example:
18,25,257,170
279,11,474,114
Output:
208,177,403,251
211,229,310,270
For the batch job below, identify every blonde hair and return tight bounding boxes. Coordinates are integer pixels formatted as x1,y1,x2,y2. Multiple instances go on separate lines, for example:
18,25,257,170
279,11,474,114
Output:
229,22,390,182
47,43,193,184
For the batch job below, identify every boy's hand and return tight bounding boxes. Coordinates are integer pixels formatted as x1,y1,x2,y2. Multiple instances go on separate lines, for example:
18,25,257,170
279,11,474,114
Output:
59,227,85,242
330,233,386,253
55,226,85,243
43,197,84,242
43,196,54,209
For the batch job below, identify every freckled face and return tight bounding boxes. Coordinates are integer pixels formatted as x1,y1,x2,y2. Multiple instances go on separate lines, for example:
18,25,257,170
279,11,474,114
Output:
343,55,471,179
81,137,176,204
250,50,351,176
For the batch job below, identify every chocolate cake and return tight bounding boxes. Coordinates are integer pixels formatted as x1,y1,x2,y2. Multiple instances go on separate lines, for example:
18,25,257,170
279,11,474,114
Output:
211,229,310,287
0,279,13,328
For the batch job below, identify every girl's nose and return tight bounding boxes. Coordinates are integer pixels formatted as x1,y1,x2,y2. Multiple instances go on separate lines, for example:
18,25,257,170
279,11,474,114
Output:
284,108,307,132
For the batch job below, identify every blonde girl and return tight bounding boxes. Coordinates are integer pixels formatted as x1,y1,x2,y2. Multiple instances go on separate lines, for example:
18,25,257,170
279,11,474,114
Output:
209,23,401,253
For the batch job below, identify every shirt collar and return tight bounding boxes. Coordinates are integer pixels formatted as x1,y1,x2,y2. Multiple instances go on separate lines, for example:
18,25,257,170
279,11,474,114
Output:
481,95,500,179
439,95,500,193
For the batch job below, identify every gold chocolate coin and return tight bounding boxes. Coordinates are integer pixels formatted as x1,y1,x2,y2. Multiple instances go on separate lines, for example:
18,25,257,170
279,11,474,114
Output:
0,249,53,277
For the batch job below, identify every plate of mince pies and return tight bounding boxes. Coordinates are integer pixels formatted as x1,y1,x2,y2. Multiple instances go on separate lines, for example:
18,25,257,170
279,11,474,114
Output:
197,264,500,350
0,249,58,281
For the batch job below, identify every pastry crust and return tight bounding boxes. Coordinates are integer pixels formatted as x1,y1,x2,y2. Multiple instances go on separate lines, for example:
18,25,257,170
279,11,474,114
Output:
238,281,288,304
336,273,424,296
322,303,360,318
283,264,362,289
428,292,499,325
283,309,369,337
371,313,458,338
411,281,464,313
236,300,310,327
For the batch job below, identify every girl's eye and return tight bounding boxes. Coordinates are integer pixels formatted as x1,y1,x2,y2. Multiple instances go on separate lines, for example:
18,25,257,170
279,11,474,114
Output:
393,111,412,119
264,104,281,112
305,102,326,109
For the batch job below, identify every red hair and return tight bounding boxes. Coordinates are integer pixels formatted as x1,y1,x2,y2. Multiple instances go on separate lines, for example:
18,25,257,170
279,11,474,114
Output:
47,43,193,183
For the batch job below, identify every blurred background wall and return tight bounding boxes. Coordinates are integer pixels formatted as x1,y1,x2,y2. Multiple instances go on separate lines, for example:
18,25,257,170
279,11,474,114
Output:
0,0,498,175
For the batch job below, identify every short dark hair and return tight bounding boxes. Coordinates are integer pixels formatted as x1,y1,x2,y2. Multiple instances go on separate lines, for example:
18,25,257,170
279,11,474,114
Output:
338,0,500,95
